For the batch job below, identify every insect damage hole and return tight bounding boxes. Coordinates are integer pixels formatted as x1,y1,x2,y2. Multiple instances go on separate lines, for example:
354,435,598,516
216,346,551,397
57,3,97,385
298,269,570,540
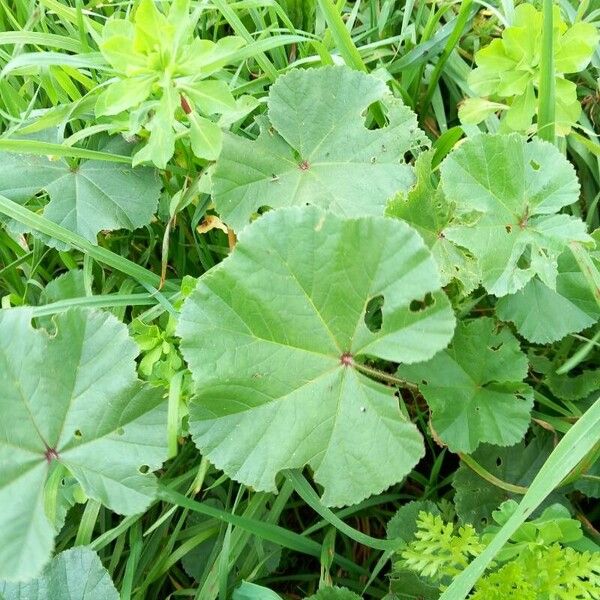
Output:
516,245,532,270
409,292,434,313
362,102,388,131
364,295,384,333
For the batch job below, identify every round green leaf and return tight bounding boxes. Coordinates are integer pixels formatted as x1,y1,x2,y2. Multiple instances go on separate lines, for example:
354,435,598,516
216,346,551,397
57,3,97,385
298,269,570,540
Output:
178,207,455,507
0,138,161,244
398,317,533,453
496,251,600,343
440,133,589,297
213,66,427,231
0,308,167,581
0,548,119,599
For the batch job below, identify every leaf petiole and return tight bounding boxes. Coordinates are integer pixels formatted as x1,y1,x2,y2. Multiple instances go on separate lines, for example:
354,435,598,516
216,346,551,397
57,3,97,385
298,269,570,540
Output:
351,360,419,392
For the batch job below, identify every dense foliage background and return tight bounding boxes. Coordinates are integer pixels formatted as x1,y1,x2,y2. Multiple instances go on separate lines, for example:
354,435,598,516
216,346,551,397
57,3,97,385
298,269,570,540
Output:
0,1,599,599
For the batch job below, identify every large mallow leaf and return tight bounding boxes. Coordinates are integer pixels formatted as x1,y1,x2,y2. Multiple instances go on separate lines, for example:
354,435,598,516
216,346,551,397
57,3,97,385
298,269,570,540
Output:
212,66,428,231
0,138,161,244
397,318,533,454
0,547,118,599
0,308,167,581
178,207,455,507
440,133,590,297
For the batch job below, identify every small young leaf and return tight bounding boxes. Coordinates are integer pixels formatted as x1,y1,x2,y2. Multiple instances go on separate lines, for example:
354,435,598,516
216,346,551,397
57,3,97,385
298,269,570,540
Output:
440,133,589,297
133,0,172,54
188,114,222,161
213,66,428,230
554,21,600,73
96,75,156,117
132,89,178,169
180,80,237,115
398,318,533,453
0,547,119,599
0,308,167,581
458,98,508,125
178,207,455,507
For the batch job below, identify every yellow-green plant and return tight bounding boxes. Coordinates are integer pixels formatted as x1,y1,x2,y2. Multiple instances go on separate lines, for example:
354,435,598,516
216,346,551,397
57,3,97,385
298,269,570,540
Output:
460,4,599,135
393,502,599,599
96,0,250,167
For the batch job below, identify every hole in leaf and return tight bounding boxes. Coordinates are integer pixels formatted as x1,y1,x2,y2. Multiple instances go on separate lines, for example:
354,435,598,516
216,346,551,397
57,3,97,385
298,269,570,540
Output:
138,465,150,474
74,429,83,438
421,379,428,386
253,205,273,223
116,427,125,436
496,457,503,467
409,292,434,312
364,295,384,333
363,102,387,130
530,159,540,171
489,343,503,352
481,517,488,526
505,224,512,234
517,245,531,270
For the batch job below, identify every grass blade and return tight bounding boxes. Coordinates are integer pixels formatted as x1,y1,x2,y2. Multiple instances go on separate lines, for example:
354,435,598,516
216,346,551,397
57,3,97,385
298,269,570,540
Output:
286,470,402,551
0,139,131,163
0,194,169,289
537,0,556,143
157,486,365,576
316,0,367,72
